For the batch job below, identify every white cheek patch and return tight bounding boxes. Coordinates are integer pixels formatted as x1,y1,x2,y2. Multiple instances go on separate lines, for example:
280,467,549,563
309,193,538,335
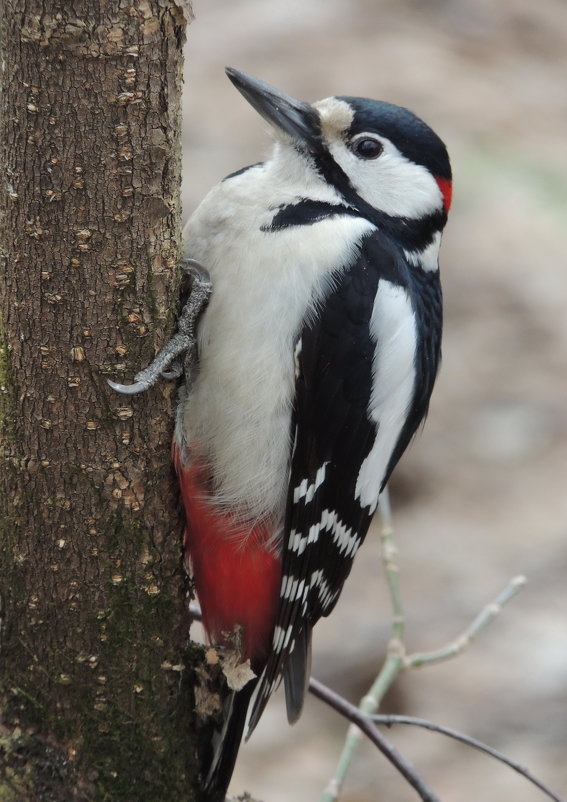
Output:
328,135,443,219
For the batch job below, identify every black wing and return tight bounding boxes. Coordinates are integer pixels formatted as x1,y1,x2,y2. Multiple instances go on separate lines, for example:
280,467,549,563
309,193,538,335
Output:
247,229,442,733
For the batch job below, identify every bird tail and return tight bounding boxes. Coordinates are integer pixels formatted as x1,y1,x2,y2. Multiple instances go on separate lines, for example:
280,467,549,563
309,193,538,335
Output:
201,678,258,802
283,621,312,724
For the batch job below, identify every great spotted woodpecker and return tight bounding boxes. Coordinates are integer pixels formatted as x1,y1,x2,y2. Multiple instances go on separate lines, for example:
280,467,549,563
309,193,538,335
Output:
110,68,451,801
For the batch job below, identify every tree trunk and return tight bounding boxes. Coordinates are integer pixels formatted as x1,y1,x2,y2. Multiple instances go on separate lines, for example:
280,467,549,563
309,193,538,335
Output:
0,2,202,799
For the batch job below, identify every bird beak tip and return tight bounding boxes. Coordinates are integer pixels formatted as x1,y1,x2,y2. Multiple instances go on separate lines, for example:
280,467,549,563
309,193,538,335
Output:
225,68,321,153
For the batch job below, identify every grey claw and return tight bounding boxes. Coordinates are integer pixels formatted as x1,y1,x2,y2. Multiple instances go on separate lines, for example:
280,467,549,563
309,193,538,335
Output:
181,258,211,286
106,378,151,395
160,361,184,380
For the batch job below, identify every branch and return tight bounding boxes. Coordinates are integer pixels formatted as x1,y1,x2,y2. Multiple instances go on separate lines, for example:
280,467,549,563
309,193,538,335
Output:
320,489,404,801
371,714,566,802
405,575,526,668
320,488,528,802
309,678,440,802
310,677,565,802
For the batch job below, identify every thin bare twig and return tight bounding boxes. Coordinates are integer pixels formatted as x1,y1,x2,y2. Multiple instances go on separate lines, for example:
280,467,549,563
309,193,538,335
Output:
321,488,407,801
309,678,440,802
405,575,527,669
310,676,565,802
320,488,528,802
372,714,565,802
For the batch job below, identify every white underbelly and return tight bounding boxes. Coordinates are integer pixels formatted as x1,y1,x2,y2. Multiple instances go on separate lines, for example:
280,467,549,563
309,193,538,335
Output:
180,189,374,522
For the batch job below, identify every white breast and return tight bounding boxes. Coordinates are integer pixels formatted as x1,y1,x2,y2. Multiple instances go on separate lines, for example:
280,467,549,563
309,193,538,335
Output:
180,157,374,524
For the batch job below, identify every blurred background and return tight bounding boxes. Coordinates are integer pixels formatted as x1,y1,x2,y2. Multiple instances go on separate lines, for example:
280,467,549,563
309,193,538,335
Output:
181,1,567,800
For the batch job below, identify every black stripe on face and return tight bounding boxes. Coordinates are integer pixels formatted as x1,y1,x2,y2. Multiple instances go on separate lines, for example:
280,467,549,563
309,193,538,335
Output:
262,199,360,231
308,149,447,253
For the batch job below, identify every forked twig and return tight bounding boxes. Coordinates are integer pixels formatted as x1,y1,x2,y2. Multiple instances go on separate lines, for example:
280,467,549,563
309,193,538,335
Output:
372,714,565,802
309,678,440,802
405,575,526,669
320,489,530,802
311,683,565,802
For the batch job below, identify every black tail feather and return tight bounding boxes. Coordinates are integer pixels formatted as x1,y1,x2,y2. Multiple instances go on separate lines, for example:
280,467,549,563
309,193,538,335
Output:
283,622,312,724
202,678,258,802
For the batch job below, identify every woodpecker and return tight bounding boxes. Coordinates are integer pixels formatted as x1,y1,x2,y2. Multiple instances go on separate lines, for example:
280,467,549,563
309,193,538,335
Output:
110,67,451,801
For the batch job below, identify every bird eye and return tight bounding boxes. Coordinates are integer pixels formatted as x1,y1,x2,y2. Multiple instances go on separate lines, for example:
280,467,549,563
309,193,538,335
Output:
351,137,383,160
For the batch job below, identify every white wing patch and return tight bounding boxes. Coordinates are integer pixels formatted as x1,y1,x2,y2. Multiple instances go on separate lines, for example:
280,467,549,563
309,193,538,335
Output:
280,574,306,602
355,280,417,512
287,502,361,561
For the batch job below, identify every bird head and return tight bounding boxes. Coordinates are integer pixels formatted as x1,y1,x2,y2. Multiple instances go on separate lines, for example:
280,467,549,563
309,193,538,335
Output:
225,67,452,226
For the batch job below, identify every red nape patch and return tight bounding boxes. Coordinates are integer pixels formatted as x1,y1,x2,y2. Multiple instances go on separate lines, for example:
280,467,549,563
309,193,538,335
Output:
436,177,452,213
173,445,281,668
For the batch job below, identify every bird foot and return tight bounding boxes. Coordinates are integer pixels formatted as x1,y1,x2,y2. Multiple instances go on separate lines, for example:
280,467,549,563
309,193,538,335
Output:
107,258,212,395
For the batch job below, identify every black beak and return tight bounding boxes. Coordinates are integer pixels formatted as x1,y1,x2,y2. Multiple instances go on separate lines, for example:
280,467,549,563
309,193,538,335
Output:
225,67,322,154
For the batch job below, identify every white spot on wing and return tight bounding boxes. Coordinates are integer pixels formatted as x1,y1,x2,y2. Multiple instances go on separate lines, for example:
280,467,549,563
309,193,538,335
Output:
321,508,361,557
273,625,285,651
283,626,294,649
309,569,338,610
307,523,321,545
272,623,295,654
280,574,291,600
287,508,362,610
356,280,417,511
293,462,328,504
289,521,323,556
280,575,306,602
289,529,305,555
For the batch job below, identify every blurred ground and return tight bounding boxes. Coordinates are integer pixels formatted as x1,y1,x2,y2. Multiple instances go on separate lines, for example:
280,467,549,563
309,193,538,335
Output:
181,2,567,800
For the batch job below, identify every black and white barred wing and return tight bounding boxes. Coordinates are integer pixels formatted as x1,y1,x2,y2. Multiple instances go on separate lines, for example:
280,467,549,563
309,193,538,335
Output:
247,231,442,735
248,237,383,733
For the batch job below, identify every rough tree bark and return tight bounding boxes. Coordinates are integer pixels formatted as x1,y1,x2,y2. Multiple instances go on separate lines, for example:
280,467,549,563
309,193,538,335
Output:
0,2,202,800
